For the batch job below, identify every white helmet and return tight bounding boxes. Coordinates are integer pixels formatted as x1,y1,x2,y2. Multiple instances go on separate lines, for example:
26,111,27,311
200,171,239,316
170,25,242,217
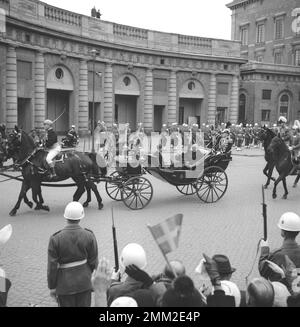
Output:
110,296,138,307
120,243,147,270
277,212,300,232
44,119,53,126
278,116,287,124
0,224,12,245
272,282,290,307
219,280,241,307
64,202,85,220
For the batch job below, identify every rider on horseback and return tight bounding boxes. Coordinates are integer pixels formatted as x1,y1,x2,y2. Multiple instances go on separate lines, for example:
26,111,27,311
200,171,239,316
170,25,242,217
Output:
43,119,61,179
289,121,300,168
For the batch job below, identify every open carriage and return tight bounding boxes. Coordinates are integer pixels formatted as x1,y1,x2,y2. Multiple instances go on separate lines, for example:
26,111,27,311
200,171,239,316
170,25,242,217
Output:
104,149,232,210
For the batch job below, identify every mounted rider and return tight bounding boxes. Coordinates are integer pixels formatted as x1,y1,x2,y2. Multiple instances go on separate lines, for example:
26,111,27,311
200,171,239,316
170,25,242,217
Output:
67,125,78,143
43,119,61,179
289,120,300,167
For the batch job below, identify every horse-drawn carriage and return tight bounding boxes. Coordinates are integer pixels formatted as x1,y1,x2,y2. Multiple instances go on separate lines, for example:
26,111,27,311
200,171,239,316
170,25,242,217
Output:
0,125,232,214
104,150,232,210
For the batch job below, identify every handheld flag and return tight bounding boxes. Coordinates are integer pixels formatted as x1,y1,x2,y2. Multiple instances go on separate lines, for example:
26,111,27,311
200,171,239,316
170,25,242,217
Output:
148,214,183,255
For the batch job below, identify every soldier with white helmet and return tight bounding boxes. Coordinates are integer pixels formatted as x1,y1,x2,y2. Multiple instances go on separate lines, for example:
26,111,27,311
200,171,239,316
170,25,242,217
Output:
47,202,98,307
107,243,166,306
43,119,61,179
259,212,300,288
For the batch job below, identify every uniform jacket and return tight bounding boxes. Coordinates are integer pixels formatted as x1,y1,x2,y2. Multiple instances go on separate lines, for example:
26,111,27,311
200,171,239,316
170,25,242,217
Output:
259,239,300,280
45,128,58,148
47,224,98,296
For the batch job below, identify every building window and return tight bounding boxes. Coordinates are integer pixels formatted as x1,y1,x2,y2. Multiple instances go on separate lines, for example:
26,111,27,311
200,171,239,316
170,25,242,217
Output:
295,50,300,66
17,60,32,80
154,78,167,92
275,18,284,40
241,27,248,46
262,89,272,100
261,110,271,121
217,82,229,95
255,55,264,62
274,52,282,64
216,107,227,125
256,23,265,43
279,94,289,119
160,58,165,65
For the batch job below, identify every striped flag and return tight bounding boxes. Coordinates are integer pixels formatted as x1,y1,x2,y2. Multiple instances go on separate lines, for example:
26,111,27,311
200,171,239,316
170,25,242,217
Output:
148,214,183,255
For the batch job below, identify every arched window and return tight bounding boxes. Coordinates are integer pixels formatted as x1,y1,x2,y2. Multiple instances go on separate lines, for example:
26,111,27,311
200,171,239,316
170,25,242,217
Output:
279,94,289,119
239,94,246,123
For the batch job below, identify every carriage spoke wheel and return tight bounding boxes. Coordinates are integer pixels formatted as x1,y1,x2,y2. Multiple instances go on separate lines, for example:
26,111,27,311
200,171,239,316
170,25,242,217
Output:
105,171,124,201
176,184,197,195
196,166,228,203
121,177,153,210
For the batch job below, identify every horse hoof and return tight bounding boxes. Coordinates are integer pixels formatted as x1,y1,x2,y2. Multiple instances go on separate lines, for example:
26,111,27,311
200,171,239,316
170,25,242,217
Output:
9,210,16,217
282,195,288,200
98,203,104,210
83,202,89,208
293,184,297,188
27,202,33,209
34,205,40,210
42,206,50,212
272,194,277,199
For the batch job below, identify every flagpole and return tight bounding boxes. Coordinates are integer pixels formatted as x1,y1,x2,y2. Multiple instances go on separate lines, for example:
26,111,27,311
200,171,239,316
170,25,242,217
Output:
147,225,178,278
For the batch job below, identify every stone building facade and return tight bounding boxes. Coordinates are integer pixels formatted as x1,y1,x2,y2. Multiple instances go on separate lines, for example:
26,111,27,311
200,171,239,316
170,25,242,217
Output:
227,0,300,125
0,0,244,134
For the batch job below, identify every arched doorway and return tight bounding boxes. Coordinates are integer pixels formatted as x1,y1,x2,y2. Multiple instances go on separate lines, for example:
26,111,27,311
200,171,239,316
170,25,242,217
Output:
46,65,74,134
238,93,246,123
179,80,204,126
278,93,290,120
115,74,140,130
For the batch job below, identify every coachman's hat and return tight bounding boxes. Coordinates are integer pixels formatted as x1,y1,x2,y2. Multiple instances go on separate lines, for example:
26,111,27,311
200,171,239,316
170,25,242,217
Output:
212,254,236,275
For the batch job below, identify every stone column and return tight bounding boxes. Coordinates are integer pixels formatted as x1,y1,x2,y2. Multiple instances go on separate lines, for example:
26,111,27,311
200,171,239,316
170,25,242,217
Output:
78,59,89,133
34,51,46,130
207,73,217,125
103,63,113,127
6,46,17,129
168,70,177,123
144,68,153,131
229,74,239,124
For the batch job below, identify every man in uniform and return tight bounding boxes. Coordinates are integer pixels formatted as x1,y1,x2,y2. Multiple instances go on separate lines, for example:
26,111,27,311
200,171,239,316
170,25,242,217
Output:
44,120,61,179
289,122,300,168
67,125,78,144
259,212,300,293
47,202,99,307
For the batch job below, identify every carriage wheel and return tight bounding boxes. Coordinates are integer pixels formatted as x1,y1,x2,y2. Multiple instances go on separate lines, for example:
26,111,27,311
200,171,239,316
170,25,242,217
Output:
121,177,153,210
196,166,228,203
176,184,197,195
105,171,123,201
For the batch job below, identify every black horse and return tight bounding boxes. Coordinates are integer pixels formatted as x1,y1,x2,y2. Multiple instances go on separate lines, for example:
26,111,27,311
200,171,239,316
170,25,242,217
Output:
267,136,300,199
6,127,104,216
257,127,276,189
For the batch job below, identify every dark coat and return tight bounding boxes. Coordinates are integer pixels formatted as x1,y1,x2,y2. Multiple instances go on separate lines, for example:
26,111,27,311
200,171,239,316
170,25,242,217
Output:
47,224,98,296
45,128,58,148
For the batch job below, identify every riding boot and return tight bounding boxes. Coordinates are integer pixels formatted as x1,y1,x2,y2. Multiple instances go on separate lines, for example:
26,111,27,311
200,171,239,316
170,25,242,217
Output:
49,167,57,179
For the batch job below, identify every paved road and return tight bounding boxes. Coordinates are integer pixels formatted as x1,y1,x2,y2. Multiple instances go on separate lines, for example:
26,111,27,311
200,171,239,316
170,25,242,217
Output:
1,153,300,306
